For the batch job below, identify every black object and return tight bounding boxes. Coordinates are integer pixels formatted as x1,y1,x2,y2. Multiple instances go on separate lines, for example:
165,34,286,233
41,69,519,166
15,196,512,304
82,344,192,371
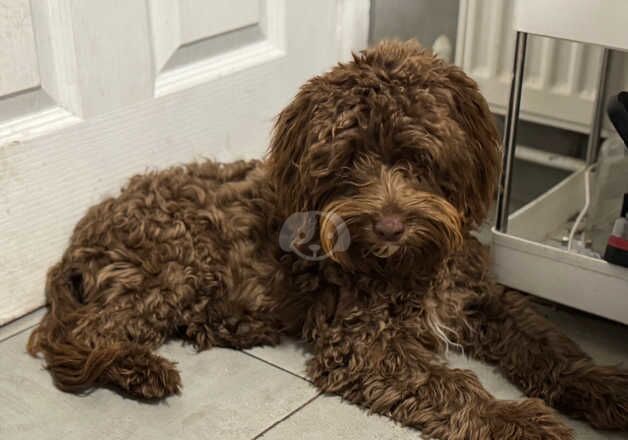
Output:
602,92,628,267
603,194,628,267
607,91,628,148
604,238,628,267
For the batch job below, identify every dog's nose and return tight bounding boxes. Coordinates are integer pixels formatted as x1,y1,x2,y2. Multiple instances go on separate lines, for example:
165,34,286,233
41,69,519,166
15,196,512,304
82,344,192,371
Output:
374,215,405,241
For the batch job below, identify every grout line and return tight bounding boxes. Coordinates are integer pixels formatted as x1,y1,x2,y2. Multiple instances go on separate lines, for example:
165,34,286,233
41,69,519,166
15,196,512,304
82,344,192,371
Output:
1,305,44,327
0,321,40,343
250,392,323,439
0,307,46,343
240,350,311,383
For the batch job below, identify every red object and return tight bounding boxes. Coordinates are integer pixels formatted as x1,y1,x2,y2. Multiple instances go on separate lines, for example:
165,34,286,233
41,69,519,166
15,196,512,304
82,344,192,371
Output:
607,235,628,251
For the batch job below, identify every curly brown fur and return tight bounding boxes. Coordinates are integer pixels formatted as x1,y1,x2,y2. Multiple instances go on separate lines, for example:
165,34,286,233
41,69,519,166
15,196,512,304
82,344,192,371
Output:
28,40,627,438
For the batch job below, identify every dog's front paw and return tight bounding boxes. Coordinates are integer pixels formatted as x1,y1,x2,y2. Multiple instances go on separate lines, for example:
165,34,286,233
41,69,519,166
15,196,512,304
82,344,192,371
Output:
560,366,628,431
113,351,182,400
129,356,182,400
488,398,573,440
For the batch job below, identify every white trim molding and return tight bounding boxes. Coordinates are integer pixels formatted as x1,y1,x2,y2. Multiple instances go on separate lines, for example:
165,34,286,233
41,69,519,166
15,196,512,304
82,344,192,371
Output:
335,0,370,61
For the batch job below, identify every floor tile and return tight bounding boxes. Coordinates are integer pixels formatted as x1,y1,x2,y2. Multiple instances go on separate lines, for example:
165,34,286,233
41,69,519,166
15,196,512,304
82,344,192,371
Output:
250,303,628,439
448,303,628,440
2,302,627,440
253,303,628,439
447,352,628,439
245,338,312,380
535,303,628,364
258,394,420,440
0,331,317,440
446,352,523,399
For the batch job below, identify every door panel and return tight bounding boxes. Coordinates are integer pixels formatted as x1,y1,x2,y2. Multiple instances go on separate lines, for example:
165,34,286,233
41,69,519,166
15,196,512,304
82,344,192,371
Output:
0,0,340,324
0,0,40,96
178,0,260,44
151,0,285,95
31,0,155,118
149,0,265,73
0,0,58,124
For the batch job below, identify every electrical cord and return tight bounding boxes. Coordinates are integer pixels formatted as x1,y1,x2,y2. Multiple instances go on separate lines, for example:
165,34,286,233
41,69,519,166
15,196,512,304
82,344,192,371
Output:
567,164,595,252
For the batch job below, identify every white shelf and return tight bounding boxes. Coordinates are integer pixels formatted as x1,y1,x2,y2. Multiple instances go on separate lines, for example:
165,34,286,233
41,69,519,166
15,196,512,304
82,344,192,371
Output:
492,169,628,325
514,0,628,51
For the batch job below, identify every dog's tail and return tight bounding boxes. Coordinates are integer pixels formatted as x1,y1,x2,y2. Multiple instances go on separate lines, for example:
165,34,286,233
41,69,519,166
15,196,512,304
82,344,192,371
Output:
27,262,121,392
27,262,180,397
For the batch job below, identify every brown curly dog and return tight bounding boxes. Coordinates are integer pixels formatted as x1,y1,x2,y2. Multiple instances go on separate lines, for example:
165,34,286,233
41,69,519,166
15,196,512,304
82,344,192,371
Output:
28,40,627,439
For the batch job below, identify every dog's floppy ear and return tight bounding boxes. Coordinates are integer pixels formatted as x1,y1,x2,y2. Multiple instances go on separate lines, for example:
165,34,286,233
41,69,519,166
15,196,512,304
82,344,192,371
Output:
266,86,318,217
444,68,502,227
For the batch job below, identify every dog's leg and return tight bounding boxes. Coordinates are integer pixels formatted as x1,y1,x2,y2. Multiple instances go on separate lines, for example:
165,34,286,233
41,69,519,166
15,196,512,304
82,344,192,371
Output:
461,288,628,431
307,323,572,439
29,303,181,400
182,309,282,351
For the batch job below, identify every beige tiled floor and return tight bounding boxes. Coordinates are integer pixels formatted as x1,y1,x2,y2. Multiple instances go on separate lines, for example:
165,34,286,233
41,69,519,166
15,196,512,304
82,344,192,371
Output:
1,304,627,440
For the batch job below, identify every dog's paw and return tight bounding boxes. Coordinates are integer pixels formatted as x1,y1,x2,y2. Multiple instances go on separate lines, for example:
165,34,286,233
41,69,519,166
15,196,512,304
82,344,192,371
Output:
489,398,574,440
130,357,182,400
114,352,182,400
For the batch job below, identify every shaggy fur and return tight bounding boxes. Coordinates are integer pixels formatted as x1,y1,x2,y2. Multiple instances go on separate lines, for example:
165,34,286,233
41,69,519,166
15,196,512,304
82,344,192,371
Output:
28,41,627,439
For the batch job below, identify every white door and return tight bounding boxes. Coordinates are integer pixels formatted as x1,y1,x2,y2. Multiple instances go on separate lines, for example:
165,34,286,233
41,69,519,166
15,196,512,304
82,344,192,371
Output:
0,0,364,325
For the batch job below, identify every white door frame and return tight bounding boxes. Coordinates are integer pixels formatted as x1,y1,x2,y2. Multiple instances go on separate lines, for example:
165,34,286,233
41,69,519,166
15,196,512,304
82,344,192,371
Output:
335,0,371,61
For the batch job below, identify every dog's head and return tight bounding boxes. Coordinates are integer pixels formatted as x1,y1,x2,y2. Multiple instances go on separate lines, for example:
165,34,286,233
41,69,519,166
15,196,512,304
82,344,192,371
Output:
268,40,501,274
